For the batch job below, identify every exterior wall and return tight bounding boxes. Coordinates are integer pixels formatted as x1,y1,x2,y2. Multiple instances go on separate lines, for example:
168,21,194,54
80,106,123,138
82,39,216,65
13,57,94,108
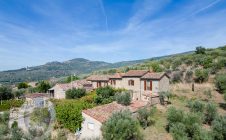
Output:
80,112,102,139
121,77,142,100
159,76,169,92
53,85,66,99
110,79,122,89
91,81,109,89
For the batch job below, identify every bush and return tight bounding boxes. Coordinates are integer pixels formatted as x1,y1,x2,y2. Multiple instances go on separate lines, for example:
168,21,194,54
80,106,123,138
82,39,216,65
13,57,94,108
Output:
211,115,226,140
171,71,183,83
94,86,116,104
37,81,51,93
195,69,209,83
159,91,172,105
170,123,188,140
215,73,226,93
0,111,9,124
17,82,29,89
185,70,193,83
187,100,205,113
196,46,206,54
137,107,156,129
167,107,184,128
101,110,142,140
0,124,8,136
183,113,203,137
205,103,217,124
96,86,115,98
0,100,25,111
0,85,13,101
66,88,86,99
115,91,131,106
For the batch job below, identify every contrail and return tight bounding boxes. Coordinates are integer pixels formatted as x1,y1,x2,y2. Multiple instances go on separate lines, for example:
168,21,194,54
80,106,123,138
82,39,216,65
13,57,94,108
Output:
98,0,109,32
190,0,221,16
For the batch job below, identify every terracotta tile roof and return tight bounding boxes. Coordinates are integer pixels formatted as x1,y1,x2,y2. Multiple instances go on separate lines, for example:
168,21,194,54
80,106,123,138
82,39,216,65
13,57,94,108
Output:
109,73,125,79
123,70,149,77
49,80,92,91
82,102,125,123
86,75,110,81
141,72,169,80
82,101,148,123
25,93,48,98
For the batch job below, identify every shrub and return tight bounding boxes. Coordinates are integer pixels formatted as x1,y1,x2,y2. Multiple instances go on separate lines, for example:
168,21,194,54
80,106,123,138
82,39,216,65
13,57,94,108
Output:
215,73,226,93
159,91,172,105
151,62,163,72
203,89,212,100
171,71,183,83
196,46,206,54
167,107,184,128
0,86,13,101
0,111,9,124
137,107,156,129
0,124,8,136
11,121,18,129
185,70,193,83
205,103,217,124
94,86,116,104
211,115,226,140
96,86,115,98
66,88,86,99
11,127,25,140
183,113,203,137
195,69,209,83
101,110,142,140
55,104,83,132
170,123,188,140
37,81,51,93
187,100,205,113
17,82,29,89
115,91,131,106
0,100,25,111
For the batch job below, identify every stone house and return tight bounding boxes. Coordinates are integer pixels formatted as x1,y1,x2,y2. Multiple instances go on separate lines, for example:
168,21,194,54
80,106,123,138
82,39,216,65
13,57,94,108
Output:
80,101,147,139
89,70,170,101
48,80,93,99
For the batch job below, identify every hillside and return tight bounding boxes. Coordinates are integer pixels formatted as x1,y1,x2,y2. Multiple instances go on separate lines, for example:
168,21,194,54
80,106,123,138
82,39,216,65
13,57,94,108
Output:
0,58,146,84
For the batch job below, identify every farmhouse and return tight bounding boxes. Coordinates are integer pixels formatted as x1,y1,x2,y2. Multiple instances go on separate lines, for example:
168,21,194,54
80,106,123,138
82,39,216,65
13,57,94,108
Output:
48,80,93,99
80,101,147,139
87,70,170,101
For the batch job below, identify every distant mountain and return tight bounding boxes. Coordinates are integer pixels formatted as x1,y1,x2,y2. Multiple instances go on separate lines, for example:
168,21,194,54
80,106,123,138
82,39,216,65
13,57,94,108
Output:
0,51,193,84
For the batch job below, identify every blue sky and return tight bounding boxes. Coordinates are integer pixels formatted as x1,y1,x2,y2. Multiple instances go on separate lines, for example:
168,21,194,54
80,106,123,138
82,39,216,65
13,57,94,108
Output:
0,0,226,71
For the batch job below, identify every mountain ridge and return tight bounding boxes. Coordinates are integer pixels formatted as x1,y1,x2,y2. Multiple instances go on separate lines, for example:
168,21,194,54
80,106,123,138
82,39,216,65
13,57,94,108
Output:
0,51,193,84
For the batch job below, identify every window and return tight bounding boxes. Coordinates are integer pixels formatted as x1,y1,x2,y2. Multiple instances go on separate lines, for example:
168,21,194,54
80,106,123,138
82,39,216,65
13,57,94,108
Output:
146,80,152,91
87,122,94,130
111,80,116,85
128,80,134,86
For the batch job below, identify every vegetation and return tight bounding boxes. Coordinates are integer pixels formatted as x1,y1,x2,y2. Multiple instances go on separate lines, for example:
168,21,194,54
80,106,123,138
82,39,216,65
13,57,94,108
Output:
17,82,29,89
159,91,172,105
94,86,116,104
65,75,80,83
137,107,157,129
194,69,209,83
0,86,13,103
0,100,24,111
215,73,226,94
101,110,143,140
211,115,226,140
52,92,96,132
30,107,50,125
115,91,131,106
36,80,51,93
66,88,86,99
